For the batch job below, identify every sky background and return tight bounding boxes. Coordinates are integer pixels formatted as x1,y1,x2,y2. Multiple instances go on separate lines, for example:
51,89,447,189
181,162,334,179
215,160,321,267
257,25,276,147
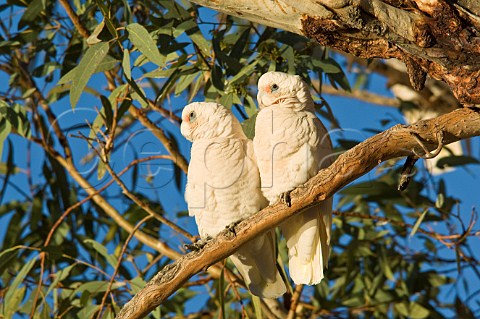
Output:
0,3,479,317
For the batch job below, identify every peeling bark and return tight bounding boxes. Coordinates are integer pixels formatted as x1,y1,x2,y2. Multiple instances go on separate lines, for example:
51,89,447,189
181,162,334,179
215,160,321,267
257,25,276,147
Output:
189,0,480,104
117,107,480,319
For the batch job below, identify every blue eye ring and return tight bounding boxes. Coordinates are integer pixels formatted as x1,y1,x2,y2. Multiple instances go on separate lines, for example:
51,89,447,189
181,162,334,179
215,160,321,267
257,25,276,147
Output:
271,84,279,91
189,111,196,122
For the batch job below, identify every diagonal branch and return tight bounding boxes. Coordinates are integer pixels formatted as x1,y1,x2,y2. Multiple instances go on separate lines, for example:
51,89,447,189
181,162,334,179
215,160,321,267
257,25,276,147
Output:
129,106,189,174
117,106,480,319
58,0,91,39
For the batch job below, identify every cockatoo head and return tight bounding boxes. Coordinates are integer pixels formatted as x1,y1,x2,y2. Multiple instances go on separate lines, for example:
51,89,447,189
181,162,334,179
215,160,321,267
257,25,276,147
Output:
181,102,245,141
257,72,314,111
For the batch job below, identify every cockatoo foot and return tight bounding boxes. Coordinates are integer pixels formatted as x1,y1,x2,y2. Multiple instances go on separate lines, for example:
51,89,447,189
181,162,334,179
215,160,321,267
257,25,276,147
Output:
184,236,212,251
280,191,292,207
225,220,240,236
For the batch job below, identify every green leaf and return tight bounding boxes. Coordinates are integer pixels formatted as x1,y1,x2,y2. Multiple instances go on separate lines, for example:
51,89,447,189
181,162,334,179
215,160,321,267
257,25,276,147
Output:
0,140,14,204
0,111,12,160
0,162,22,174
410,209,428,237
312,57,342,74
43,264,77,300
229,59,260,85
435,193,444,209
58,55,118,85
4,255,38,317
251,295,263,319
129,277,147,295
70,42,109,108
241,113,257,139
96,1,118,38
100,95,114,131
409,302,430,319
19,0,44,28
123,49,131,80
219,93,234,109
188,73,204,102
175,19,211,55
394,301,410,317
84,239,118,268
126,23,165,67
188,31,211,57
128,78,149,108
244,94,257,117
97,159,107,181
5,286,25,318
328,69,351,92
436,155,480,168
379,247,395,281
175,72,199,96
73,281,125,297
87,19,105,45
281,45,295,74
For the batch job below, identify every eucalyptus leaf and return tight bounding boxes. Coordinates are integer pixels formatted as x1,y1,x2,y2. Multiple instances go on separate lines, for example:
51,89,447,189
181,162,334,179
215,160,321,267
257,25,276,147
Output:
70,42,109,108
127,23,166,67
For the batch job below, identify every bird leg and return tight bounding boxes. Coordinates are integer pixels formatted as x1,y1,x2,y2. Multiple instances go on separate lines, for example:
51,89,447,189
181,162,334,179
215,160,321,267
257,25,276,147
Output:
184,236,212,251
280,191,292,207
411,130,444,159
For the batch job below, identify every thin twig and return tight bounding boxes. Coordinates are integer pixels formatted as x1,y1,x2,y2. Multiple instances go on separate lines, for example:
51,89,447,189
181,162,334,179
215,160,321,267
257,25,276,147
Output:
96,215,154,319
129,105,189,174
334,211,478,243
78,131,195,241
286,284,304,319
58,0,91,39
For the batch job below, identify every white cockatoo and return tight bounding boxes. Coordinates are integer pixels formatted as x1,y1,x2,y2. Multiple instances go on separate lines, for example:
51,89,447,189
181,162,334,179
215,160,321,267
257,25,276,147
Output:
181,102,286,298
253,72,333,285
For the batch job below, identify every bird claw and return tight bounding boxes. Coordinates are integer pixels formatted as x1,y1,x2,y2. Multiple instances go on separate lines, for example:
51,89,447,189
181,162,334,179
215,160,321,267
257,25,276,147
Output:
225,221,240,236
184,236,212,251
280,191,292,207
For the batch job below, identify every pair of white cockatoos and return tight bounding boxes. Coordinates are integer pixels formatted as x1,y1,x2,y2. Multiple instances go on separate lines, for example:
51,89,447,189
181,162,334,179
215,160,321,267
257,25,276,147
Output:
181,72,333,298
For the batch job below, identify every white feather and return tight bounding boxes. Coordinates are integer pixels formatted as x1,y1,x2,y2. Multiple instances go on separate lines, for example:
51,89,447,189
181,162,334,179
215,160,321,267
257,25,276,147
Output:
253,72,333,285
182,102,286,298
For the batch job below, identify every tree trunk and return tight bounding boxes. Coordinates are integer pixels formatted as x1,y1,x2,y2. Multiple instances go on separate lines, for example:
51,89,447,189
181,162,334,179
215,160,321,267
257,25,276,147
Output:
189,0,480,105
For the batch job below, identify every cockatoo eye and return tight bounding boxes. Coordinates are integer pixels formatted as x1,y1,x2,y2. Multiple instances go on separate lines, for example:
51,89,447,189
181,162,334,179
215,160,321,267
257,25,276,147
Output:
189,111,197,122
271,84,279,92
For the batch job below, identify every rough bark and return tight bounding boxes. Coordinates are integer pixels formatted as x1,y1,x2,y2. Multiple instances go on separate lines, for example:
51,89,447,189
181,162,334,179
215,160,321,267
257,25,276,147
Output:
189,0,480,105
117,107,480,319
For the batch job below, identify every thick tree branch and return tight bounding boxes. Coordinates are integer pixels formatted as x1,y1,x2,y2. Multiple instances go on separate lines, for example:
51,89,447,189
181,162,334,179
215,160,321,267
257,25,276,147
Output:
189,0,480,104
117,107,480,319
320,83,401,107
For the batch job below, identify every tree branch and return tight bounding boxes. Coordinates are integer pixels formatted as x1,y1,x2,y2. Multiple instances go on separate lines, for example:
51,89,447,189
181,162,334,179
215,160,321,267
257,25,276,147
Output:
188,0,480,104
58,0,91,39
129,105,189,174
117,107,480,318
320,84,401,107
